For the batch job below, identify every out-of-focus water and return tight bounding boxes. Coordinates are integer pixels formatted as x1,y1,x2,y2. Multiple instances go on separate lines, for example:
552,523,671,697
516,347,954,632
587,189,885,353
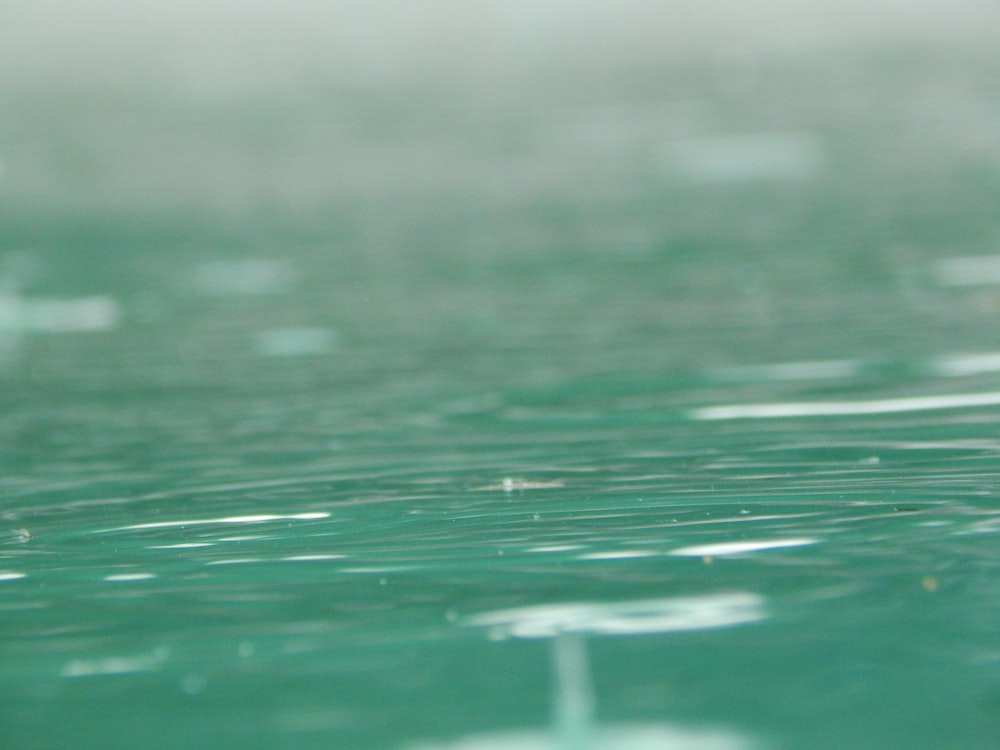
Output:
3,4,1000,749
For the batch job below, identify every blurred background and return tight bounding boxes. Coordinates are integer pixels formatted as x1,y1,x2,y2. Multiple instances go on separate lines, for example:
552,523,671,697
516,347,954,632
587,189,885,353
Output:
2,0,999,388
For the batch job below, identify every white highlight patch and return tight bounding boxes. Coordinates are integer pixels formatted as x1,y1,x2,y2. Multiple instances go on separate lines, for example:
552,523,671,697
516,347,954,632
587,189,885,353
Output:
205,558,263,566
0,293,119,333
464,593,765,639
405,724,758,750
934,255,1000,286
340,566,412,574
0,291,20,330
481,478,567,492
0,571,26,581
527,545,584,553
708,359,860,383
193,259,296,296
255,327,337,357
217,535,268,542
579,550,657,560
665,132,824,182
28,296,119,332
103,512,330,532
931,353,1000,377
282,554,347,562
150,542,215,549
669,539,817,557
104,572,156,581
62,649,169,677
690,391,1000,420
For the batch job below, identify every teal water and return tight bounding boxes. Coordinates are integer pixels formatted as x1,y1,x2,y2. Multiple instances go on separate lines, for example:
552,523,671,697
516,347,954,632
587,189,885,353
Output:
3,14,1000,750
5,245,1000,750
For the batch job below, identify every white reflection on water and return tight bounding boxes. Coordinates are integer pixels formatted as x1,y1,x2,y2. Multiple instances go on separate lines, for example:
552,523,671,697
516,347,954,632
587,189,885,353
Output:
192,259,296,296
933,255,1000,286
205,558,264,566
669,539,817,557
663,132,825,183
104,572,157,581
21,296,119,332
700,350,1000,391
578,550,656,560
217,536,270,542
424,594,766,750
100,512,330,532
0,571,27,581
707,359,860,383
62,646,170,678
691,391,1000,420
931,352,1000,377
0,289,119,334
527,545,584,553
407,725,759,750
464,593,766,639
255,327,337,358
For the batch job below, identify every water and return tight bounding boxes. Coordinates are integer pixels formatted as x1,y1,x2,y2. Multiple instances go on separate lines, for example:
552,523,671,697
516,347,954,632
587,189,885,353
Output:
3,4,1000,749
4,275,1000,749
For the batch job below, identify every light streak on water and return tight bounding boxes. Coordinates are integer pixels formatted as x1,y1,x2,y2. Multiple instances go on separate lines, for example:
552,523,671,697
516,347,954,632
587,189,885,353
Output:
0,291,119,333
578,550,657,560
933,255,1000,286
62,648,170,678
706,359,861,383
255,327,338,357
205,558,265,566
99,512,331,533
691,391,1000,420
669,539,818,557
527,545,585,554
464,593,766,639
930,352,1000,377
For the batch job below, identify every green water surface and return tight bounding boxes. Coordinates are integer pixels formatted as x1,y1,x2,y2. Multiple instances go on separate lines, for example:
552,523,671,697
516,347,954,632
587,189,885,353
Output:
2,21,1000,750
